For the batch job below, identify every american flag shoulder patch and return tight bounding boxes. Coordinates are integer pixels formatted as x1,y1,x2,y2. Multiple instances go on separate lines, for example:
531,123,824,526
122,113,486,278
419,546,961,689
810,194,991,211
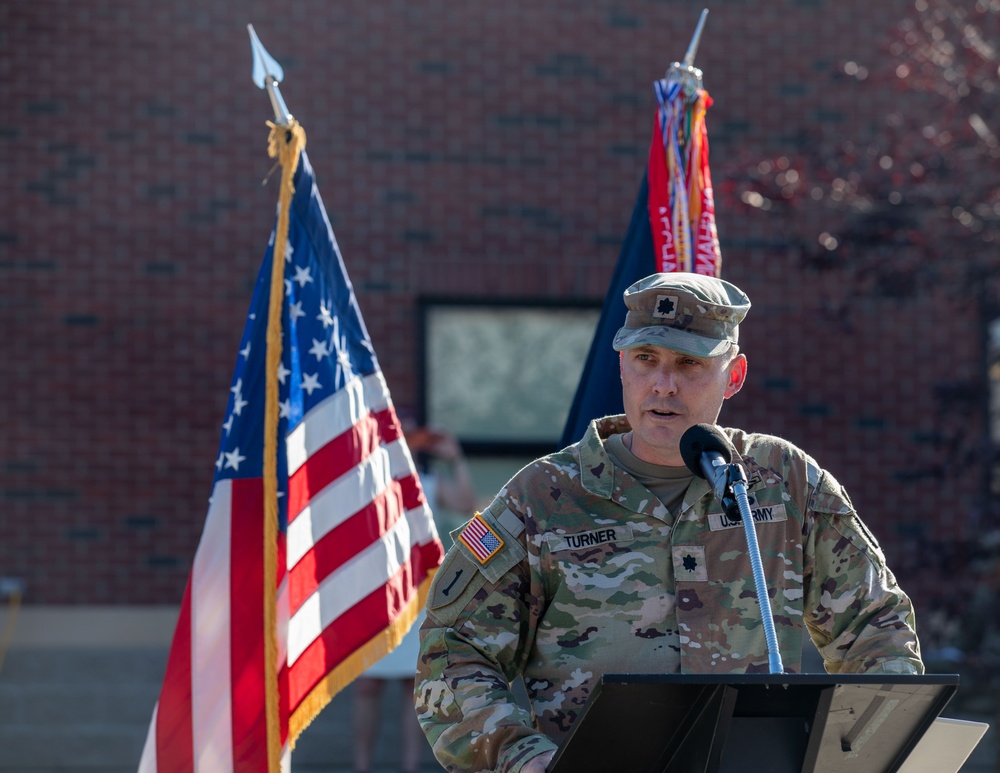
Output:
458,512,505,564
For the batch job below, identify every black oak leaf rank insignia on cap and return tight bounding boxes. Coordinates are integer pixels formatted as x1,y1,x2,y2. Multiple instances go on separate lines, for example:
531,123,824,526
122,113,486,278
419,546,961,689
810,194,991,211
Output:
654,295,677,319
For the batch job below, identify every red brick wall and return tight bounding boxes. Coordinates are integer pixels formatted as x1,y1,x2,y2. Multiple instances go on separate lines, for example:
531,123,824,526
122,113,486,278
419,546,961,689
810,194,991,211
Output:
0,0,980,612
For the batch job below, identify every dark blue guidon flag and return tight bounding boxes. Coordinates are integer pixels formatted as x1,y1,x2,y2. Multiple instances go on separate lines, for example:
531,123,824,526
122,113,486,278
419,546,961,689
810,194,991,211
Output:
560,175,655,447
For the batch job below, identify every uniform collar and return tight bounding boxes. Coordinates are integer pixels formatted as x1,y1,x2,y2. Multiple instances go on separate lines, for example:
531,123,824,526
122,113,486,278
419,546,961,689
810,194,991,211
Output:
678,476,713,516
578,415,713,522
577,417,770,522
578,415,630,499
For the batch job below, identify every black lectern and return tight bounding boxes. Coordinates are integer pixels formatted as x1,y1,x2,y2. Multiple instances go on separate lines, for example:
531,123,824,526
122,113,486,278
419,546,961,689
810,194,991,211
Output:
548,673,959,773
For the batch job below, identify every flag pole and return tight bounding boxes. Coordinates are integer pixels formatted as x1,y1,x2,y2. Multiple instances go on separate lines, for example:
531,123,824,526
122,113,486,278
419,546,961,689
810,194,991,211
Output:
666,8,708,104
248,24,304,772
683,7,708,67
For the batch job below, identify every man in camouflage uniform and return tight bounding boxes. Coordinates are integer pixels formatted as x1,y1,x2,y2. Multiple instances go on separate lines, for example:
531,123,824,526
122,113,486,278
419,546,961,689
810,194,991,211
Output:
414,273,923,773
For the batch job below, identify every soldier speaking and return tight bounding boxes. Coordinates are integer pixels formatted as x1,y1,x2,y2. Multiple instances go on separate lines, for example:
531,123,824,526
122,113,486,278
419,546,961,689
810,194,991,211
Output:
414,272,923,773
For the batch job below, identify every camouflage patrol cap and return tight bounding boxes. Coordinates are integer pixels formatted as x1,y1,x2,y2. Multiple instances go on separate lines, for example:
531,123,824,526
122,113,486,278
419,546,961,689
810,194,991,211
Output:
612,272,751,357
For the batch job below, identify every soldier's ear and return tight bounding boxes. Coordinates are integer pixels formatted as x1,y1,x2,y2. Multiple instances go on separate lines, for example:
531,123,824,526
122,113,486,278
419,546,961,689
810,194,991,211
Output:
724,353,747,399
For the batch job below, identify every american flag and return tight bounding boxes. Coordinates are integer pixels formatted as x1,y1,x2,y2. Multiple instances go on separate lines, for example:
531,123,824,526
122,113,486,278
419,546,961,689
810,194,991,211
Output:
457,513,504,564
138,141,444,772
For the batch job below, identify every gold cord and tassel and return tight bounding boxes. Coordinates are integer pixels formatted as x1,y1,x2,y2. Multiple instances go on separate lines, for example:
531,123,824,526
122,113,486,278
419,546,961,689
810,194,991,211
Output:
263,118,305,772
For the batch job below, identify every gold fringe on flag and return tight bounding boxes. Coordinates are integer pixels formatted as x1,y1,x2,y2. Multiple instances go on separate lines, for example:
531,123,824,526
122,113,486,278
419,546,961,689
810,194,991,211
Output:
264,118,306,773
288,570,438,745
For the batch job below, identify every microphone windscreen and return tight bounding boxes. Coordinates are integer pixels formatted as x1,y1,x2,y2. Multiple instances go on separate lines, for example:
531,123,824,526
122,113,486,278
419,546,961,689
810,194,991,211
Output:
679,423,733,478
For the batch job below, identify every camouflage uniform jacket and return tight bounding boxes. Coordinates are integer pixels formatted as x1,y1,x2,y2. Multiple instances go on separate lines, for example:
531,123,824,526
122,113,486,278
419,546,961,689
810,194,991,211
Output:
415,415,923,773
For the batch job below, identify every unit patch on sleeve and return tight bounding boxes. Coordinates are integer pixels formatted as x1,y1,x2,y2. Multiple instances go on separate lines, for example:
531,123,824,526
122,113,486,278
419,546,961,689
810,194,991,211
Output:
457,512,505,564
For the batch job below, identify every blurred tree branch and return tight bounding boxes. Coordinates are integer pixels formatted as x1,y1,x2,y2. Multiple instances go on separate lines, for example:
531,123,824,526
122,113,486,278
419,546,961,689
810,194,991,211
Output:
721,0,1000,303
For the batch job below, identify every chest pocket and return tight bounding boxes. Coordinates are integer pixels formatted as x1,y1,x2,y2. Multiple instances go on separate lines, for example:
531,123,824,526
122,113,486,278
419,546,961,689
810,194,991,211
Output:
546,522,658,601
687,482,804,589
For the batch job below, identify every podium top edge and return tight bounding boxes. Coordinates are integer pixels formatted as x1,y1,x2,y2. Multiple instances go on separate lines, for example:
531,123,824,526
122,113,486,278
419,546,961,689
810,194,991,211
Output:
601,673,960,686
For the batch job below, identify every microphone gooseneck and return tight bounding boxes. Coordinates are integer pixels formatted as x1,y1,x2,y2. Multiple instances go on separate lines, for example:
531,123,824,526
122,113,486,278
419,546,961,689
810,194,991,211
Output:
678,423,785,674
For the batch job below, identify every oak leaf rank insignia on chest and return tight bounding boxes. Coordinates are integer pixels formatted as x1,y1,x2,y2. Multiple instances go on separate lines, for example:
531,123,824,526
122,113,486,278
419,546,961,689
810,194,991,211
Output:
673,545,708,582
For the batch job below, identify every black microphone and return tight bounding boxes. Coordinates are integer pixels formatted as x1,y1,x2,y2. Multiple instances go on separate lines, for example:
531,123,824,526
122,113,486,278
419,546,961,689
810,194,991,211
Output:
680,423,732,481
679,423,742,520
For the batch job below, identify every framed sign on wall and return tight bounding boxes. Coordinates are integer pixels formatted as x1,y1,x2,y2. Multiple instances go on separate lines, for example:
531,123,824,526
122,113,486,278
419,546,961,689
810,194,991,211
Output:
420,298,600,455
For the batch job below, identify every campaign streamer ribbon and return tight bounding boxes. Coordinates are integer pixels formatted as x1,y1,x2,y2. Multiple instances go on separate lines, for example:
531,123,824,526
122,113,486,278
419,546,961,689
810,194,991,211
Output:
648,79,721,277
